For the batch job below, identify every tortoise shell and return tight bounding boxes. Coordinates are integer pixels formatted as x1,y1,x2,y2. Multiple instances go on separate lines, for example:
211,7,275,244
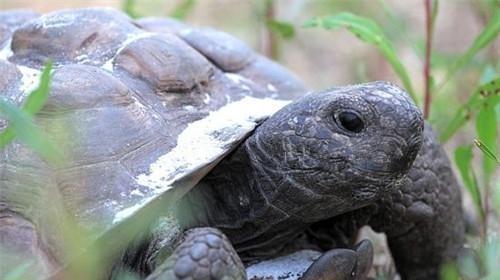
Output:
0,8,306,275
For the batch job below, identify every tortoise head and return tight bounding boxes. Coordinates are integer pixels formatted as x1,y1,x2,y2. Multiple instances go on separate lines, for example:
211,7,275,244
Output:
246,81,423,221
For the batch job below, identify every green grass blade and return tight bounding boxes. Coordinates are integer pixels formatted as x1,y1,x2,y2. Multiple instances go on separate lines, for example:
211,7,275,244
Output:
169,0,197,20
0,100,60,162
266,20,295,40
304,12,417,102
437,10,500,91
474,139,500,165
0,62,54,148
475,104,498,178
0,126,15,147
3,261,34,280
454,145,483,216
440,77,500,142
22,61,52,114
494,181,500,215
0,61,60,163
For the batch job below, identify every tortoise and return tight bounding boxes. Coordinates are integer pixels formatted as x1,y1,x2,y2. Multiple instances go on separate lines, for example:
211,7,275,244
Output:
0,8,465,280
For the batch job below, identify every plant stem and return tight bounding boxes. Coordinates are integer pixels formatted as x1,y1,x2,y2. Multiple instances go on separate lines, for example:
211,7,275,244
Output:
423,0,433,119
483,182,490,242
261,0,278,59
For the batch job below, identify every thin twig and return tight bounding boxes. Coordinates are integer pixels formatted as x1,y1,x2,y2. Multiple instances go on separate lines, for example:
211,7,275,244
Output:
423,0,433,119
260,0,278,59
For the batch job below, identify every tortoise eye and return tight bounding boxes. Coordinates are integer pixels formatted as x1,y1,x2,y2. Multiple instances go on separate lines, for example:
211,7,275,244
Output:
337,111,364,133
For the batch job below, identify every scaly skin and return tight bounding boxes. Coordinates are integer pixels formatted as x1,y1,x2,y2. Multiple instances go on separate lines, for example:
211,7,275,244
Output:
298,124,465,279
118,81,462,280
369,124,464,279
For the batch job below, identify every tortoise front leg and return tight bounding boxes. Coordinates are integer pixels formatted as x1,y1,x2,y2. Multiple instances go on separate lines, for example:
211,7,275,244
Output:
369,125,465,280
146,227,246,280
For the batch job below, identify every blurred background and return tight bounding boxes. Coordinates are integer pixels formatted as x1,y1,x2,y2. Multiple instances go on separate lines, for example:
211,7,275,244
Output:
0,1,494,86
1,0,498,132
0,0,498,279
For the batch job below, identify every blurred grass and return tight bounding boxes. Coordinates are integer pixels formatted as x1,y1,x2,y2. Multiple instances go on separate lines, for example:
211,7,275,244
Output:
0,61,61,163
303,12,417,102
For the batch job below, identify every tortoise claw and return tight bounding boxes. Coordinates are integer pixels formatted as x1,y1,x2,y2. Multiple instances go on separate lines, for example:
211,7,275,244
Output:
300,240,374,280
353,239,374,279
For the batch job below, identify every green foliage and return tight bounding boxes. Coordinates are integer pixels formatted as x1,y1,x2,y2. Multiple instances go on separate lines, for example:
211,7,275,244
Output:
304,12,417,102
476,106,498,178
440,78,500,143
0,61,60,163
437,10,500,91
122,0,197,21
482,238,500,279
455,145,483,217
475,139,500,165
169,0,197,20
3,261,34,280
495,181,500,214
266,19,295,40
122,0,140,18
440,262,460,280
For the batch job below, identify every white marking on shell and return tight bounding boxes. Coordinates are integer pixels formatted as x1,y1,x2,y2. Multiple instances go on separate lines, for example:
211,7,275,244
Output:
130,189,144,197
183,105,196,111
0,39,13,60
102,32,156,72
17,66,42,96
203,93,211,104
246,250,321,280
137,96,289,190
241,84,251,92
35,12,78,29
112,96,289,224
75,53,92,64
267,83,277,92
225,73,252,85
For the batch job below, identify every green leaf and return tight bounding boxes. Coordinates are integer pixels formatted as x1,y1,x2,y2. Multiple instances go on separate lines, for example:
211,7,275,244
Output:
437,10,500,91
122,0,139,18
440,77,500,142
475,104,498,179
266,20,295,40
169,0,197,20
440,262,460,280
304,13,417,102
3,261,34,280
483,238,500,279
454,145,483,216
